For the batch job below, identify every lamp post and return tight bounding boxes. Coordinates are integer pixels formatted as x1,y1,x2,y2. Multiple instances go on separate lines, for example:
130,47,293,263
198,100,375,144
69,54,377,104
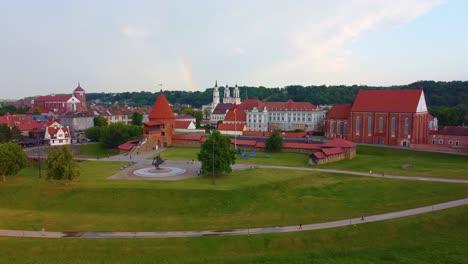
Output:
212,139,215,185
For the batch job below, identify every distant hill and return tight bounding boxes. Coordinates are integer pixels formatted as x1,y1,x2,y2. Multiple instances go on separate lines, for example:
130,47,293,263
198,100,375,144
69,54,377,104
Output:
86,81,468,108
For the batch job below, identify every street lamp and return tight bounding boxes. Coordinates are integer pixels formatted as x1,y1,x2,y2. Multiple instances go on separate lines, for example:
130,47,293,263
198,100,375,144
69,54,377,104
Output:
212,139,215,185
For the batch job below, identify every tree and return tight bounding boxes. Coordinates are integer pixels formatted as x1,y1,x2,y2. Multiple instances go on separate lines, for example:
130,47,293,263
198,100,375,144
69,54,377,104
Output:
85,126,101,141
0,142,29,182
32,108,42,115
197,131,236,177
100,123,131,148
93,116,108,127
131,111,143,126
10,126,23,142
266,130,283,152
45,145,80,180
0,124,12,143
203,107,211,120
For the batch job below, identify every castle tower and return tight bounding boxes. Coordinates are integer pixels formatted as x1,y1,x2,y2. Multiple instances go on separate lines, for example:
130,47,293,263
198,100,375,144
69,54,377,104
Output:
143,94,175,149
73,82,87,111
213,81,220,105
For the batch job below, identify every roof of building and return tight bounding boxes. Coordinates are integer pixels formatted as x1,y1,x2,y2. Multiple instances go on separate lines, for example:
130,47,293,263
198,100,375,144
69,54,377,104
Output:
17,123,44,131
322,147,345,156
118,140,140,151
175,114,195,120
238,99,263,111
175,120,193,129
327,104,352,119
351,89,424,113
224,109,247,122
230,139,256,146
172,134,202,141
47,125,70,138
143,121,165,126
148,94,175,120
212,103,234,115
312,152,326,159
264,99,316,111
433,126,468,136
282,142,322,150
321,138,357,148
217,123,245,131
73,83,85,92
35,95,72,102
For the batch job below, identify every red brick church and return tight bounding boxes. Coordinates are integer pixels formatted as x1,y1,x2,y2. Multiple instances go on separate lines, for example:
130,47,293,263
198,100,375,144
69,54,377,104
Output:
325,89,429,146
142,94,175,150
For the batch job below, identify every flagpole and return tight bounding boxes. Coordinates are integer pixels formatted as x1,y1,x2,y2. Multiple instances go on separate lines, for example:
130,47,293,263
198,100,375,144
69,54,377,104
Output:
233,104,237,151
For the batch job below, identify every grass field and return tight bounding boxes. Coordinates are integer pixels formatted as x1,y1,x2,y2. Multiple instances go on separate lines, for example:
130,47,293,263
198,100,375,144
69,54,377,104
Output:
0,206,467,263
161,146,310,167
318,145,468,179
1,160,467,232
75,143,119,158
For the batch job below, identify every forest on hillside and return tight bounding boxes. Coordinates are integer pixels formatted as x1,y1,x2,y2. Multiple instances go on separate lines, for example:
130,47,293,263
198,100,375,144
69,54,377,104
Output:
86,81,467,108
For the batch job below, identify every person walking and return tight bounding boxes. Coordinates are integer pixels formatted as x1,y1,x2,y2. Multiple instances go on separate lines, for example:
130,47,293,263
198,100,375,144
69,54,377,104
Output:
299,224,303,230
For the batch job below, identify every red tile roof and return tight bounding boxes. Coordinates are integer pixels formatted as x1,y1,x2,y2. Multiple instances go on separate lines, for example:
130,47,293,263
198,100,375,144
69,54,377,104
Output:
73,83,85,92
212,103,233,114
148,94,175,120
230,139,256,146
282,142,322,150
175,114,195,120
35,95,72,102
118,140,140,151
238,99,263,111
217,123,245,131
224,109,247,122
322,147,345,156
351,89,423,113
172,134,202,141
327,104,351,119
175,120,193,129
321,138,357,148
264,99,316,111
312,152,326,159
17,123,44,131
255,141,266,148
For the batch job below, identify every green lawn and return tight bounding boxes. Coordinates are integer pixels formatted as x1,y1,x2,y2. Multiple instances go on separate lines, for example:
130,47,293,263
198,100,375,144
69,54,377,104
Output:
317,145,468,179
0,160,467,232
0,206,467,263
75,143,119,158
162,146,310,167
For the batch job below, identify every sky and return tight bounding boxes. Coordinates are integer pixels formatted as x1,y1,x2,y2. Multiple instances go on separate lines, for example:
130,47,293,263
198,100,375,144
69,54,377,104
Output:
1,0,467,99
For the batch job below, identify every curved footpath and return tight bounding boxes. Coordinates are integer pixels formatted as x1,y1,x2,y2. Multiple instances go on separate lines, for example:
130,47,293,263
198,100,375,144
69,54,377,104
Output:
1,198,467,238
9,150,467,239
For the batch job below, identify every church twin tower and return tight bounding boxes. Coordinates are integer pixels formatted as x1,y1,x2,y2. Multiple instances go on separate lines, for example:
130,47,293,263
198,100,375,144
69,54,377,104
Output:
213,81,241,105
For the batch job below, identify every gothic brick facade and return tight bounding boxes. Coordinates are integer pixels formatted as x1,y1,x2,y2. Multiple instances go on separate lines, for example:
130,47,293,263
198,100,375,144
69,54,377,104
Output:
326,89,429,147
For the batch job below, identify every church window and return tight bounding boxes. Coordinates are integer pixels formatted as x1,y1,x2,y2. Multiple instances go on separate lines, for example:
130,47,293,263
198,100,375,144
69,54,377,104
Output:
330,120,335,134
337,121,341,135
343,121,348,135
391,117,396,137
378,116,384,133
367,116,372,135
356,116,361,135
404,118,409,134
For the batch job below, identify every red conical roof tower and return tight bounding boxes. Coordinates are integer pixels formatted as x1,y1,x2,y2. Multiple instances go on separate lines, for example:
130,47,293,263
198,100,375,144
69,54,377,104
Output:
148,94,175,120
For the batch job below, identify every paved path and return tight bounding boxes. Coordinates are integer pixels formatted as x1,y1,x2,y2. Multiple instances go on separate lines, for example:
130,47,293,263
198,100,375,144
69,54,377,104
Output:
1,198,467,238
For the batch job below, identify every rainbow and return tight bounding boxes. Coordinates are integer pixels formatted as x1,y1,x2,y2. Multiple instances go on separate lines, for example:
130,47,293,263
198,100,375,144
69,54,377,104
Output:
178,56,195,90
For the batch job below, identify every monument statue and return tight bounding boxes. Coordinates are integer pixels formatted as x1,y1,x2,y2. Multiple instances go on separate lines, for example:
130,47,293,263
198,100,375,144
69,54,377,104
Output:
152,155,164,170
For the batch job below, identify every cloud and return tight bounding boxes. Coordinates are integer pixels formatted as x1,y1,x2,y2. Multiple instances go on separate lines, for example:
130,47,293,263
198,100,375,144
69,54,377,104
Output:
121,25,151,39
255,0,447,83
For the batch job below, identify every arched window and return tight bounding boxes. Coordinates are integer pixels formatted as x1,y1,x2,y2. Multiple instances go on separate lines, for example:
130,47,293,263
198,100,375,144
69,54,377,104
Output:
356,116,361,135
391,117,396,137
367,116,372,135
379,117,384,133
404,117,409,134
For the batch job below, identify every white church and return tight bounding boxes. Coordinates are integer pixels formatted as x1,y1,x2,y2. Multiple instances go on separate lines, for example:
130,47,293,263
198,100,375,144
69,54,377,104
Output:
202,81,241,123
